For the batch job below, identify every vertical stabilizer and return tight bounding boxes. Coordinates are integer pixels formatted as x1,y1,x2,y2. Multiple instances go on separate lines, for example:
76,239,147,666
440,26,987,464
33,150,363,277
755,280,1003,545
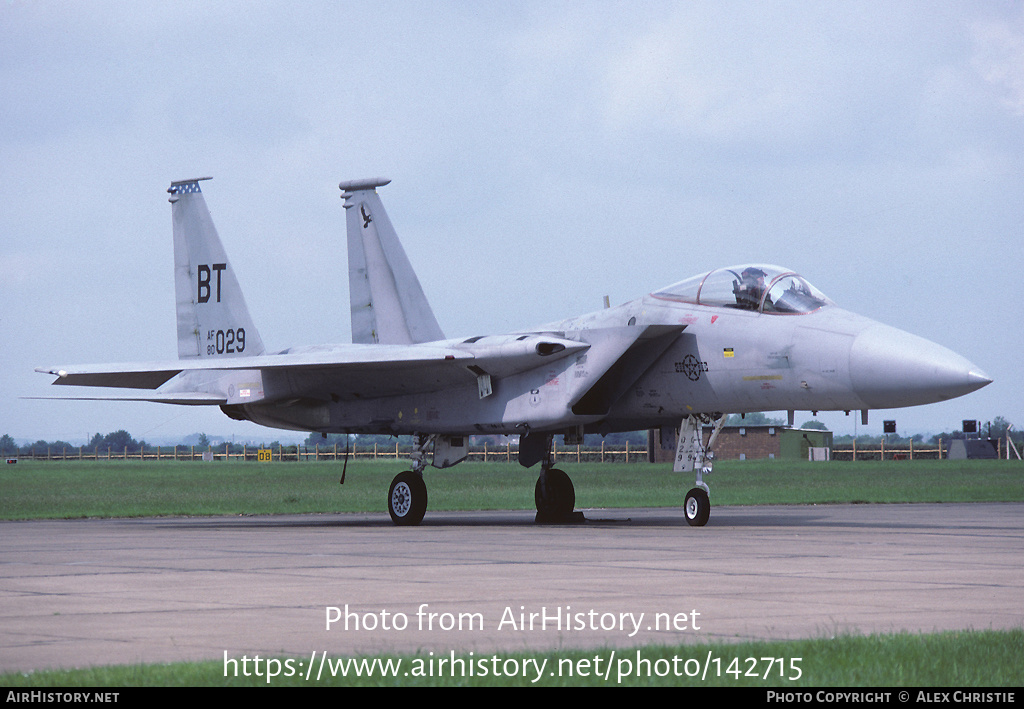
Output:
168,178,265,359
340,178,445,345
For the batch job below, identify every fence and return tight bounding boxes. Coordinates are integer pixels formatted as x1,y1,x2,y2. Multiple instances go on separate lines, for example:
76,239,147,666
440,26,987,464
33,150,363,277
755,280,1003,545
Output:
11,436,1017,463
831,439,945,461
8,439,646,463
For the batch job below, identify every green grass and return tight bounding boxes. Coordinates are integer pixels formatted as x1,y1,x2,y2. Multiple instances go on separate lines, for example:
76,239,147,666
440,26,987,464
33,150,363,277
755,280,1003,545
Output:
2,629,1020,686
1,459,1021,520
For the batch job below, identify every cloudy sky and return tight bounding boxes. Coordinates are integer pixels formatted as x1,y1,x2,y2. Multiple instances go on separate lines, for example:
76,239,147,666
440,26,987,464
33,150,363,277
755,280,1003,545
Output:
3,1,1021,444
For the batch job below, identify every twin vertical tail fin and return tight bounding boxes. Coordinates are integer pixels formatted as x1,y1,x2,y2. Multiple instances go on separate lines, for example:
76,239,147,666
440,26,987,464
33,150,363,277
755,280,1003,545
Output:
168,176,439,358
168,178,266,359
341,178,445,345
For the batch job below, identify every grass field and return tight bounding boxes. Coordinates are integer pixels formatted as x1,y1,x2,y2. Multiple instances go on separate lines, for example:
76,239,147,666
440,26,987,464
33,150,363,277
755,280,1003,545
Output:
2,458,1020,687
0,458,1021,520
2,630,1020,687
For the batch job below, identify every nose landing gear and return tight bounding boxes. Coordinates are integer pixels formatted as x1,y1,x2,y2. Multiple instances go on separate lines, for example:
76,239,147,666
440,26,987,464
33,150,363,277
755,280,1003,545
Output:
683,487,710,527
676,414,725,527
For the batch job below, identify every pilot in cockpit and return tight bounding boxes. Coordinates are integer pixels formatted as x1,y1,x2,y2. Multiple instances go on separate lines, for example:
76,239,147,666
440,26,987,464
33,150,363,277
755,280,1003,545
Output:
733,267,770,310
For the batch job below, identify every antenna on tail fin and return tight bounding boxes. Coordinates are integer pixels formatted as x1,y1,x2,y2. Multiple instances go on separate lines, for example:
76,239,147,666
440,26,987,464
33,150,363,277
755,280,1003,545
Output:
168,177,266,359
341,178,445,345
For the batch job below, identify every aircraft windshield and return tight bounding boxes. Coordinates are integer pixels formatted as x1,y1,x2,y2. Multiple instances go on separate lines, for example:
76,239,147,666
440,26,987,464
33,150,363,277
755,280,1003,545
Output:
652,265,831,314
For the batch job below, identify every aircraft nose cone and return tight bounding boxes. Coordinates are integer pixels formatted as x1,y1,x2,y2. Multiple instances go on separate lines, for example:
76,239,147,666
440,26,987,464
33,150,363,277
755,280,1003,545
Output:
849,324,991,409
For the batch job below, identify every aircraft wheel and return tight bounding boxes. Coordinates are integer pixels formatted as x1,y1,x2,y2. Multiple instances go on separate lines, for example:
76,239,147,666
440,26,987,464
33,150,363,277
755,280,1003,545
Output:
388,471,427,526
535,468,575,522
684,488,710,527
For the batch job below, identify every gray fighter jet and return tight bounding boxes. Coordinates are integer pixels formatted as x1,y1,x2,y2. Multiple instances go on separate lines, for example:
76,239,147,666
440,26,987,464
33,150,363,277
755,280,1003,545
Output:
36,178,991,526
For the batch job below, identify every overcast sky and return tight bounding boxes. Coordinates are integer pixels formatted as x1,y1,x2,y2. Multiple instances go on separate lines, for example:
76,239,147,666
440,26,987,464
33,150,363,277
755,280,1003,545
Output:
3,1,1021,444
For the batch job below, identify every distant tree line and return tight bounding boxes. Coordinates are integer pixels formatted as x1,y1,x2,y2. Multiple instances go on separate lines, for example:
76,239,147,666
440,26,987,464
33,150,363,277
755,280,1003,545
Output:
718,413,1024,448
0,430,297,456
927,416,1022,446
1,430,151,456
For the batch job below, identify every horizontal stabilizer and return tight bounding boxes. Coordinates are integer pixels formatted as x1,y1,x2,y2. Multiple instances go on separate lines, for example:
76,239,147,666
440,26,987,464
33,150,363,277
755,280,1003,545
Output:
35,366,182,390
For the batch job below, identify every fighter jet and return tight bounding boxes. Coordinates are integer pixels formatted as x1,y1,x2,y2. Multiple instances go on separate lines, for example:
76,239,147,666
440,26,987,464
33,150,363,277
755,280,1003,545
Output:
35,177,991,526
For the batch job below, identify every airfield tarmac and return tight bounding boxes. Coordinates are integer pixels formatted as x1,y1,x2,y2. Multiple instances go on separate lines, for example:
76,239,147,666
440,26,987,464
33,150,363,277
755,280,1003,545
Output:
1,502,1021,674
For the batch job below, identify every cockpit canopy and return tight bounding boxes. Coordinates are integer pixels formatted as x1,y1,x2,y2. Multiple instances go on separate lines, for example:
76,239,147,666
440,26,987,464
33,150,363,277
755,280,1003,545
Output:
652,264,832,314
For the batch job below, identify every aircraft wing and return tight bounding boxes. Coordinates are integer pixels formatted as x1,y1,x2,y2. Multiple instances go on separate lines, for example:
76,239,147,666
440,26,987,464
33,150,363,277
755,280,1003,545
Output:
23,391,229,405
36,347,470,388
35,335,590,404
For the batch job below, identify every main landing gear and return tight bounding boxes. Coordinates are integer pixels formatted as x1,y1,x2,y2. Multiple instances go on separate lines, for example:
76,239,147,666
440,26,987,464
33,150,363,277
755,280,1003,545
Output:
384,431,584,526
535,464,581,524
387,435,431,526
388,470,427,526
524,432,584,524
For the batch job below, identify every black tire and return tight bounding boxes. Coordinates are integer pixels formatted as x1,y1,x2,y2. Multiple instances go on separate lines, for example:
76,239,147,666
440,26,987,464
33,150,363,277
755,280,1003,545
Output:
388,471,427,526
684,487,710,527
535,468,575,521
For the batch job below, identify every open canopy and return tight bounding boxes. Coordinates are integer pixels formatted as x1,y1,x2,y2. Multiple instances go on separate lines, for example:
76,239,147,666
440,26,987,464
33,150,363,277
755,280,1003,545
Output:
652,264,832,314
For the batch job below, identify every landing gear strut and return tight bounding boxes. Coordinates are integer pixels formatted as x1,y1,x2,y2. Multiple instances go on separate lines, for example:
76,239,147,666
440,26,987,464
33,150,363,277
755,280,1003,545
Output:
387,434,433,526
523,432,583,524
675,414,725,527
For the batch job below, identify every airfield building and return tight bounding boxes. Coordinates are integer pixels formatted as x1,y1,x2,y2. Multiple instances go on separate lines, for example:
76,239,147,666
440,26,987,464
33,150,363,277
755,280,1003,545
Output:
648,425,833,462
